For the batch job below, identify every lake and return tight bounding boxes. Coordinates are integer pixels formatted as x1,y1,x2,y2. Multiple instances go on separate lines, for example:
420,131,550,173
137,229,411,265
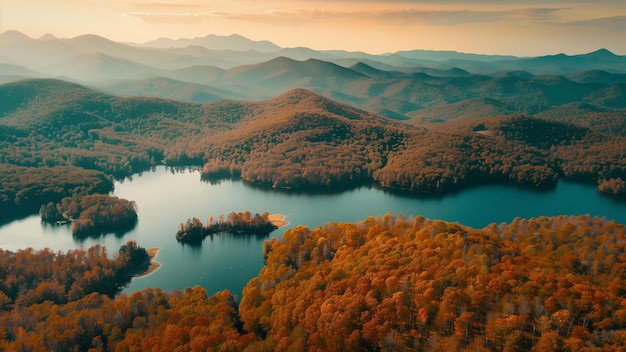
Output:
1,166,625,300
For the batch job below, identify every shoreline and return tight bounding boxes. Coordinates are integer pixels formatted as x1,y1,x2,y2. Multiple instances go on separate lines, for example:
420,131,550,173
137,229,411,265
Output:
134,247,161,278
268,214,289,228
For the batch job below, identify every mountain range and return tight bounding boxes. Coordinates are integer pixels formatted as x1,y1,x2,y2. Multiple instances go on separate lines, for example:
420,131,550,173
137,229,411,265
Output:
1,30,624,121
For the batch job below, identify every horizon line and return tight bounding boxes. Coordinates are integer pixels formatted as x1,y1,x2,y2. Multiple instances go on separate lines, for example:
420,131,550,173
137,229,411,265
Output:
1,29,623,58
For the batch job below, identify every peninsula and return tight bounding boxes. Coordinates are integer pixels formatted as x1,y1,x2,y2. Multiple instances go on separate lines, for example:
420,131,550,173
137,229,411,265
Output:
40,194,138,237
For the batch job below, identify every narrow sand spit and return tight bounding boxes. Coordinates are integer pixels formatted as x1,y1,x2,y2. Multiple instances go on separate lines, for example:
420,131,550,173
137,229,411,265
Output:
268,214,289,228
134,248,161,278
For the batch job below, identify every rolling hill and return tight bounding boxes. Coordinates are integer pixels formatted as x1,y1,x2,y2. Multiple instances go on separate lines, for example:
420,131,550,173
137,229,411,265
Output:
220,57,368,98
100,77,240,103
3,78,624,205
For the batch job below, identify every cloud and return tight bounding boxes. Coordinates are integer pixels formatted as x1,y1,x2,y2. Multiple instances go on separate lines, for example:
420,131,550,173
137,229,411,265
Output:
565,16,626,31
124,4,626,33
125,12,218,25
143,1,203,8
291,0,623,3
127,7,565,26
249,0,624,6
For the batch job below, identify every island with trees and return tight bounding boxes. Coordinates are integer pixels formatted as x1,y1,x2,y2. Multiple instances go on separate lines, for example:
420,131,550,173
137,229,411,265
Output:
599,177,626,196
40,194,138,237
175,211,279,243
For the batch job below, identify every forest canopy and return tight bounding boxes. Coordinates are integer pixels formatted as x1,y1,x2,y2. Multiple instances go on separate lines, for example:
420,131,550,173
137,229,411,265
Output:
1,215,625,351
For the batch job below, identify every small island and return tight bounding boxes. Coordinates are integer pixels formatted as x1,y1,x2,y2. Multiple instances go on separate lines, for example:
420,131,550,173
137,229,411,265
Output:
175,211,279,243
40,194,138,237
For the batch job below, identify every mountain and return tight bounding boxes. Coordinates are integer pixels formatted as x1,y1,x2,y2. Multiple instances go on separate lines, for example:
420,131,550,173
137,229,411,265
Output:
43,52,163,82
165,65,226,85
566,69,626,84
221,57,368,97
0,30,32,45
139,33,281,52
0,63,46,80
1,30,624,119
218,57,626,119
38,33,58,41
99,77,240,103
407,97,518,124
393,49,519,62
0,31,208,74
493,49,626,74
4,30,625,75
0,79,112,118
349,62,402,78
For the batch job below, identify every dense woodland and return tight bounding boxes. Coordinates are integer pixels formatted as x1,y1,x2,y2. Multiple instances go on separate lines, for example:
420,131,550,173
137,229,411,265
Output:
598,177,626,195
0,215,624,351
242,214,626,351
40,194,138,237
0,164,113,224
1,79,625,223
176,211,277,243
0,240,149,316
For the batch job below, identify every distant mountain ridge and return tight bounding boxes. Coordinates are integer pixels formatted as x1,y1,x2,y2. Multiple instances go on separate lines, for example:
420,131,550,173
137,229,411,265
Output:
2,30,624,73
0,30,625,120
137,33,282,52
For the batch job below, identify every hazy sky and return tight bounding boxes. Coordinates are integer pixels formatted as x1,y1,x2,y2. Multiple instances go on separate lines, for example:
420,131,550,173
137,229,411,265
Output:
1,0,625,55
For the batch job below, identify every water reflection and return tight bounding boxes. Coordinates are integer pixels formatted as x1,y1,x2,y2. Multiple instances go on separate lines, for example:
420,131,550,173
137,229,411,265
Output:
178,231,271,248
72,220,138,242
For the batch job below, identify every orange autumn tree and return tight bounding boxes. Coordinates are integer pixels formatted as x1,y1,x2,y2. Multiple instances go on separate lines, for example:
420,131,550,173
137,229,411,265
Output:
239,214,626,351
1,215,625,351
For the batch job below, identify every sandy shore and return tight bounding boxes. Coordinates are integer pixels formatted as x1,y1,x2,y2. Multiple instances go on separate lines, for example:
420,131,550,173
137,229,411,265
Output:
134,247,161,278
268,214,289,228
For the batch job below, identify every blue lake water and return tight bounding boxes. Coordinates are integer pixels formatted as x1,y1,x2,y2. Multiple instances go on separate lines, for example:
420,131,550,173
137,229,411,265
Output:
1,166,624,300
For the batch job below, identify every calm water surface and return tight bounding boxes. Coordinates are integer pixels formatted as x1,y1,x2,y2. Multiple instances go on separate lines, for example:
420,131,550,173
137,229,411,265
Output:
1,166,625,300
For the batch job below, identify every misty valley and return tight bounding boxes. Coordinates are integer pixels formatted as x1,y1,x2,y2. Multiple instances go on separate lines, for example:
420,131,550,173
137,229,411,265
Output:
1,30,626,351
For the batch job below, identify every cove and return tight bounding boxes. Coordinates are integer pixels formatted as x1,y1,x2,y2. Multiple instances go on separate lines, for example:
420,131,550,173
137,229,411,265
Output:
1,166,625,301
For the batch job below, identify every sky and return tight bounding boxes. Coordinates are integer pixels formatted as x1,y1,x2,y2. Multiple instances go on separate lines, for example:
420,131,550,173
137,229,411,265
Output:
0,0,625,56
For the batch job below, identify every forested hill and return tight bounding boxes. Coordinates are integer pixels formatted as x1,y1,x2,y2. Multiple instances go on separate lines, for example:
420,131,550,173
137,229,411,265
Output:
1,79,625,220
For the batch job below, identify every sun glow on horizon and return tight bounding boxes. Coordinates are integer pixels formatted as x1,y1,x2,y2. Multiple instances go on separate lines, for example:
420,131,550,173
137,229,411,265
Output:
1,0,625,55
